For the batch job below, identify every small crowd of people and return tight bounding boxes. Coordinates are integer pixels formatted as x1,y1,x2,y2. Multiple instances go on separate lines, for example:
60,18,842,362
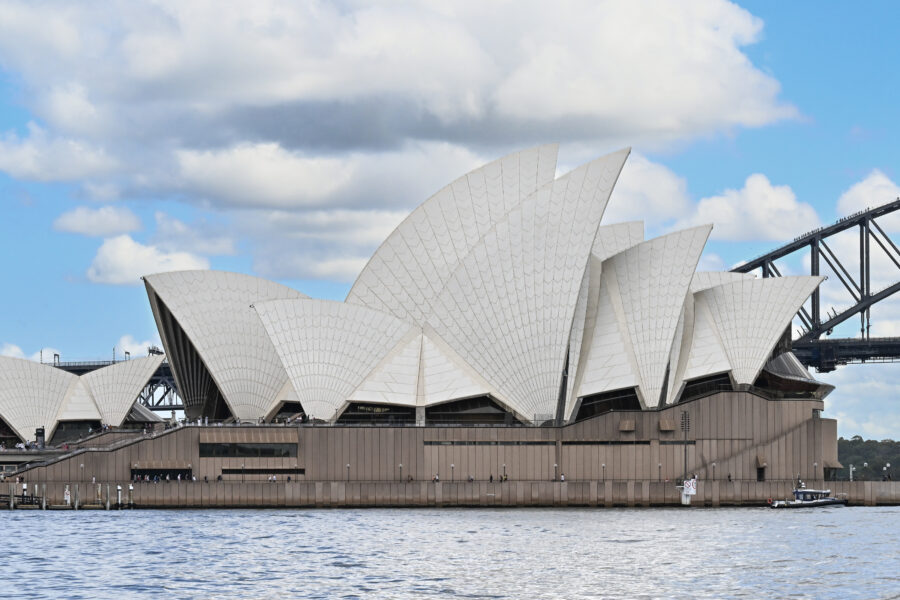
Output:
0,441,38,451
432,473,511,483
133,472,197,483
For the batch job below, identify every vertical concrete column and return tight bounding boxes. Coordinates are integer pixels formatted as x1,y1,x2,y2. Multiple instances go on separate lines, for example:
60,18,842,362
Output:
603,481,612,507
416,406,425,426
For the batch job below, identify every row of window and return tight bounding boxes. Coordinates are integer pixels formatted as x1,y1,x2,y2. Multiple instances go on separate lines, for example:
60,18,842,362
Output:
199,443,298,458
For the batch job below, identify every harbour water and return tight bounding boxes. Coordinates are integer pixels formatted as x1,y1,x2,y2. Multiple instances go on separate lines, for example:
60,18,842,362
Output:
2,507,897,599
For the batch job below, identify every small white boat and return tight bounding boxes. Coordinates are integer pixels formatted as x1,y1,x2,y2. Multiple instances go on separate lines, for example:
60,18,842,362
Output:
768,482,846,509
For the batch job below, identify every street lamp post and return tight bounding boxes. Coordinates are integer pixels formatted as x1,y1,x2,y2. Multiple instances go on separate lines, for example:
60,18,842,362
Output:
346,463,350,482
399,463,403,482
241,464,245,483
80,463,84,481
849,464,856,481
712,462,716,481
813,462,818,480
602,463,606,482
502,464,506,479
887,462,892,480
553,463,558,482
451,464,455,482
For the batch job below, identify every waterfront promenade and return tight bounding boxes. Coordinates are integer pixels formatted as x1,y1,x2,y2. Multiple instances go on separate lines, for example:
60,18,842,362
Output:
4,478,898,509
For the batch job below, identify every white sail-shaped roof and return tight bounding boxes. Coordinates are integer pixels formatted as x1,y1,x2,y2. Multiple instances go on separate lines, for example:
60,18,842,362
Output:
347,145,559,324
566,222,645,417
347,328,496,408
418,330,495,407
56,380,102,423
82,355,165,426
682,293,732,381
426,149,630,420
698,276,824,384
666,271,758,402
348,330,421,406
601,226,711,407
253,299,415,421
144,270,307,421
0,357,76,440
572,269,639,405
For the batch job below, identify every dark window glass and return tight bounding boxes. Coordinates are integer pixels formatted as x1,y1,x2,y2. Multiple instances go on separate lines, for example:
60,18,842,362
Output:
199,443,297,458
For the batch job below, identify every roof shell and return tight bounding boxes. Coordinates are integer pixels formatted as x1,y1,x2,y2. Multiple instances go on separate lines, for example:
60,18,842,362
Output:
0,357,76,440
599,225,711,407
698,276,824,385
253,298,415,421
82,355,165,426
426,149,630,420
144,270,307,421
347,145,559,325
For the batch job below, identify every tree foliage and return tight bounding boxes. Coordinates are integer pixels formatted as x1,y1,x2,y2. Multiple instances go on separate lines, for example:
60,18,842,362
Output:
837,437,899,481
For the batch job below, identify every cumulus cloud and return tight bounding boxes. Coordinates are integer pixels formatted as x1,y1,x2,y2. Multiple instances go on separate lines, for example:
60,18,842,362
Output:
0,122,116,181
0,1,793,159
678,173,820,241
248,208,407,281
53,205,142,236
0,343,25,358
0,343,62,362
0,1,801,282
115,334,162,357
176,140,483,210
87,235,209,285
152,212,235,256
837,169,900,231
602,152,692,231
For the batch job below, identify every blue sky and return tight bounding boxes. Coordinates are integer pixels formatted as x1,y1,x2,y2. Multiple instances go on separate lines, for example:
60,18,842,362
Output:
1,1,899,438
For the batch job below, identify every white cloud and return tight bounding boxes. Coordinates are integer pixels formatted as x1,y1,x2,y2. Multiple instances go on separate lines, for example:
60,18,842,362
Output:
697,253,727,272
678,173,820,241
53,205,142,236
0,343,62,363
601,152,692,231
0,122,117,181
819,362,900,438
248,208,407,281
115,334,162,357
152,212,235,256
837,169,900,231
86,234,209,285
177,143,354,208
0,2,793,159
1,343,25,358
176,140,484,210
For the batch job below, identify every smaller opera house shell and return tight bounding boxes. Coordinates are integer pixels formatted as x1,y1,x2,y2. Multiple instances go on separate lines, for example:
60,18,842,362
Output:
143,145,832,428
0,355,163,445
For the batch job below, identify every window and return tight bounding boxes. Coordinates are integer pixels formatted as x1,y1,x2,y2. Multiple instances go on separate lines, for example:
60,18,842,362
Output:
199,443,297,458
756,467,766,482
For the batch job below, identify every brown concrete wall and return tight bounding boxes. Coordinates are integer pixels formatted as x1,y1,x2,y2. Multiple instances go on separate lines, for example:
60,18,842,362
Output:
12,392,852,507
7,480,899,508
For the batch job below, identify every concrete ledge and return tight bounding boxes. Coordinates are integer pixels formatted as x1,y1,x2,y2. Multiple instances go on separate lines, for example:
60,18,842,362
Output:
5,480,897,509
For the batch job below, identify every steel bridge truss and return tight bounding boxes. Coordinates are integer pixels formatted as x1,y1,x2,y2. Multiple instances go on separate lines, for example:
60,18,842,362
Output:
734,198,900,372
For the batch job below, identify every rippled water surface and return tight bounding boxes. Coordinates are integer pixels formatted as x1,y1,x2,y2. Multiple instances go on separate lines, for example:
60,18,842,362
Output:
1,507,897,599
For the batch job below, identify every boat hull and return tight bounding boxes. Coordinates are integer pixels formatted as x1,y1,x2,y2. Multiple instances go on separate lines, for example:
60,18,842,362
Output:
769,498,846,509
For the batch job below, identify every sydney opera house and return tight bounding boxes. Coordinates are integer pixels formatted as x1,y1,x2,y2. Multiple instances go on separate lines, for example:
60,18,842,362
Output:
3,146,843,503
